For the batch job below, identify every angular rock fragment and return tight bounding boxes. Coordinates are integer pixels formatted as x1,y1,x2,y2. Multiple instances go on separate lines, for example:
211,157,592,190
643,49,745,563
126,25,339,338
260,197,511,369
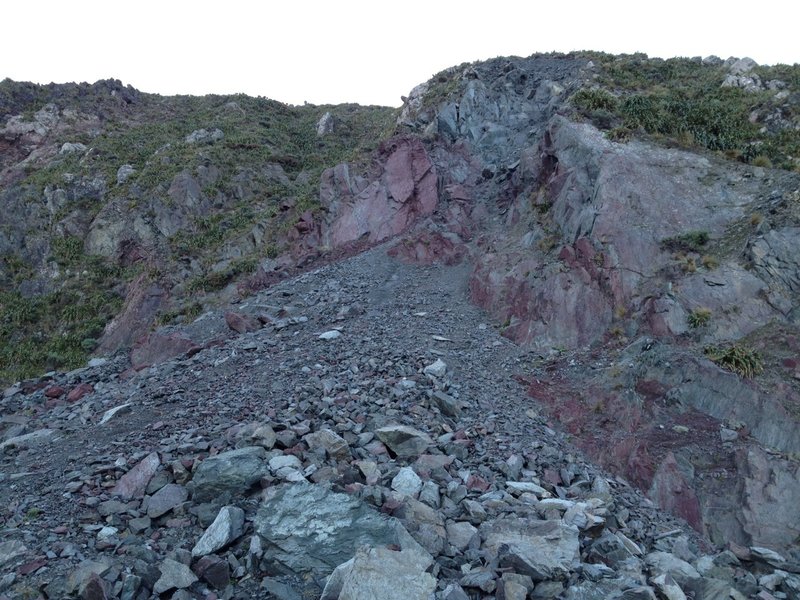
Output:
112,452,160,500
375,425,432,457
192,505,245,557
153,558,198,594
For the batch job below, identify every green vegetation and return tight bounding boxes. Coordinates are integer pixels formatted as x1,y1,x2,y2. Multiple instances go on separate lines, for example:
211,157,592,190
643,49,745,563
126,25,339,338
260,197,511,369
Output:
704,343,764,378
185,256,258,294
571,53,800,169
660,230,710,253
687,307,712,328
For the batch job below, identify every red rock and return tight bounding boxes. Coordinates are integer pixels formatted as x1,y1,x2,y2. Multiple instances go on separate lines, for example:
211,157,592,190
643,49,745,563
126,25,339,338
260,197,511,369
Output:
130,333,198,370
67,383,94,402
224,311,261,334
112,452,160,500
97,275,166,355
17,558,46,575
194,555,229,590
466,474,491,492
44,385,65,398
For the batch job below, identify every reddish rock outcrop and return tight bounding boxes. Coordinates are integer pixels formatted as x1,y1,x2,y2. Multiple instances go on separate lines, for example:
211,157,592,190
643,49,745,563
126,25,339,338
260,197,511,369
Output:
319,136,438,248
130,333,198,371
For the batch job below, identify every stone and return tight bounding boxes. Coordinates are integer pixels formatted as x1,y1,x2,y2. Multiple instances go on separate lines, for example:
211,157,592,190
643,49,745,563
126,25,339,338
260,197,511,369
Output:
305,429,350,460
317,112,335,136
651,573,687,600
60,142,87,154
99,403,132,425
423,358,448,378
67,383,94,402
0,540,27,568
191,446,268,502
78,573,109,600
319,330,342,340
460,570,496,593
375,425,432,457
0,428,55,450
193,555,229,589
116,164,135,185
481,518,580,581
254,482,425,576
153,558,198,594
112,452,160,500
391,466,423,496
146,483,188,518
446,520,477,551
431,390,461,416
191,505,245,557
720,428,738,442
644,552,700,586
225,311,261,333
185,128,223,144
335,545,436,600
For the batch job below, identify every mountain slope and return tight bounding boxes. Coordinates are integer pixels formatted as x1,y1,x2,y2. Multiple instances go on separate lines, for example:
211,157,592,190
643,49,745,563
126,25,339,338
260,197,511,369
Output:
2,52,800,599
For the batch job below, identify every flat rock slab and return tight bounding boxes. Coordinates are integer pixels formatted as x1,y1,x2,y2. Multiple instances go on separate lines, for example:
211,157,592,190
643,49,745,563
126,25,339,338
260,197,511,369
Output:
146,484,188,518
481,518,580,582
254,482,426,576
153,558,198,594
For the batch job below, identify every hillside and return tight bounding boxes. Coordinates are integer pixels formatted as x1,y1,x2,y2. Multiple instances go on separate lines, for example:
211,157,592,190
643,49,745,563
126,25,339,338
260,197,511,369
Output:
1,52,800,599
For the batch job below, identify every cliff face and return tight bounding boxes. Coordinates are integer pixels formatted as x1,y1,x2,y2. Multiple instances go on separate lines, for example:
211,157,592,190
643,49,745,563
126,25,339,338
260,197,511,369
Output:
2,53,800,561
387,55,800,552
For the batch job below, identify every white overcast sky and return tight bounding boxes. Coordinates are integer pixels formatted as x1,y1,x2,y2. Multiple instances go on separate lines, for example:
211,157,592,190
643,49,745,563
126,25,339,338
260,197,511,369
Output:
3,1,798,107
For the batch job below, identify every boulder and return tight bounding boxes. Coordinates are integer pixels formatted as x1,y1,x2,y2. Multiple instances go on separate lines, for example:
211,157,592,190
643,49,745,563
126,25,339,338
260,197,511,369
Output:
324,545,436,600
191,505,245,557
254,483,426,576
481,518,580,581
191,446,268,502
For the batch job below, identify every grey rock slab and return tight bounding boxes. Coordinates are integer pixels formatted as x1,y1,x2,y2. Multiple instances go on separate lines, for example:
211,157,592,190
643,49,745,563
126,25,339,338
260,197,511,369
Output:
153,558,198,594
446,520,478,551
146,483,188,518
191,446,268,502
254,482,427,576
423,358,447,378
336,545,436,600
0,540,27,568
375,425,432,457
0,428,55,451
304,428,350,460
192,505,245,557
431,390,461,416
112,452,160,500
645,551,701,586
481,518,580,581
650,573,687,600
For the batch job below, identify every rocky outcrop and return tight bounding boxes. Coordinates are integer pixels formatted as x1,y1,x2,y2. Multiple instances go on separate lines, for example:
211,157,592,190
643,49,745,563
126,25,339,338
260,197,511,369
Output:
317,136,438,248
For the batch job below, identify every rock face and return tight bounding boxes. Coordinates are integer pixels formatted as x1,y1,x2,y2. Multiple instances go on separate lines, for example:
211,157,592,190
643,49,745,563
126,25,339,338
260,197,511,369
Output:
318,136,438,248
